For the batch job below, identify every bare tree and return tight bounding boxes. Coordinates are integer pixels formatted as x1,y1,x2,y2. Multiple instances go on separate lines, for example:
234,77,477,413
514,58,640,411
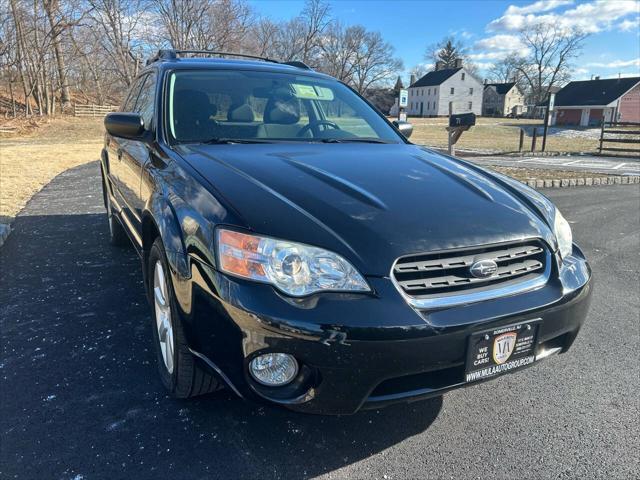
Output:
298,0,330,64
488,54,520,83
512,23,588,105
317,22,360,82
265,0,330,65
351,28,403,94
0,0,402,117
409,64,428,82
86,0,147,87
247,17,279,58
43,0,71,109
153,0,206,49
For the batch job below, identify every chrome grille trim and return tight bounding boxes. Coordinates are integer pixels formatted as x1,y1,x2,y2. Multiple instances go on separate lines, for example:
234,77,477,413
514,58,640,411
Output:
391,240,552,309
394,245,544,274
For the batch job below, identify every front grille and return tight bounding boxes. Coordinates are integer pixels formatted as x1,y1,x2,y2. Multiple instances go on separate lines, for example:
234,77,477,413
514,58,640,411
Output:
392,240,548,301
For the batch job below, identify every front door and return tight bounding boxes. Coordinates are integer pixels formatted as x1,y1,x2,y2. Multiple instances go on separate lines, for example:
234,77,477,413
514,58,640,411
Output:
109,72,157,242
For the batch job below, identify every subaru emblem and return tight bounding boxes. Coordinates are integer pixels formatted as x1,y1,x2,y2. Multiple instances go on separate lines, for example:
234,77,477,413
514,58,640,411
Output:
470,259,498,279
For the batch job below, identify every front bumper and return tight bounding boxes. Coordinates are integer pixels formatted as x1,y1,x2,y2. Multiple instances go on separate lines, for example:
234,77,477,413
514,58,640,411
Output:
180,245,592,415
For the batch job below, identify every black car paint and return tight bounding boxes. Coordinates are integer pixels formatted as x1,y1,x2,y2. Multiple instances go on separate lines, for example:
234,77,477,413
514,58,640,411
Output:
101,58,592,414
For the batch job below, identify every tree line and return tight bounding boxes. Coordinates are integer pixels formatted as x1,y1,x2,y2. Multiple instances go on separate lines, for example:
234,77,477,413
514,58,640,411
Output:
0,0,403,117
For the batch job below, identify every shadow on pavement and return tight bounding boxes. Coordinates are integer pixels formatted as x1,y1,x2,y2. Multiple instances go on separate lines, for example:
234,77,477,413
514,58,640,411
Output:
0,163,442,479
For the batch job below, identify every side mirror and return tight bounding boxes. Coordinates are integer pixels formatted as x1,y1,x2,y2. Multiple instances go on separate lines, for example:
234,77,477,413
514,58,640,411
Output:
392,120,413,139
104,113,145,140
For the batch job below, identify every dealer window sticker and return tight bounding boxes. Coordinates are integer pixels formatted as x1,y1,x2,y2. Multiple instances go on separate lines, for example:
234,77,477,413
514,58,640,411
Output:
292,84,334,101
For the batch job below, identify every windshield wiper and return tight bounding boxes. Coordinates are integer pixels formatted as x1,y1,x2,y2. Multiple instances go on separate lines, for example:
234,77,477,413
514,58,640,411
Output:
318,138,393,144
202,138,275,144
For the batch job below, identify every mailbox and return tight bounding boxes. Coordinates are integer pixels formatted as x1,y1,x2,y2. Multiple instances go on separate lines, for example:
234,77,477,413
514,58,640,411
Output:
449,112,476,128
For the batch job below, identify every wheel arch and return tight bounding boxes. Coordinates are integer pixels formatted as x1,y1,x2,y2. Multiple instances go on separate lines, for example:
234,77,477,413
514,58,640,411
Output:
142,194,191,287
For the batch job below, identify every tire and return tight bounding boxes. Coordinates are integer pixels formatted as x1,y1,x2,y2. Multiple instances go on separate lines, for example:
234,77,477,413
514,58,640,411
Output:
148,237,221,398
102,174,129,247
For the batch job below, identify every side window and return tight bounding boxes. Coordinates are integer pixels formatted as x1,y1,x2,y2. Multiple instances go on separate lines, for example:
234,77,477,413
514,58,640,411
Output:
121,77,145,112
450,87,455,94
461,73,466,81
134,74,157,130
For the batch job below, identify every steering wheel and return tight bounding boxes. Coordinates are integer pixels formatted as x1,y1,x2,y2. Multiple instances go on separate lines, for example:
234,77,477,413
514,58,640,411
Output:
297,120,341,137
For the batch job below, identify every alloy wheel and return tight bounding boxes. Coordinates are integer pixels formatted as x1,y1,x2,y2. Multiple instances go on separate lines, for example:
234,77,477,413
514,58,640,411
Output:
153,260,175,374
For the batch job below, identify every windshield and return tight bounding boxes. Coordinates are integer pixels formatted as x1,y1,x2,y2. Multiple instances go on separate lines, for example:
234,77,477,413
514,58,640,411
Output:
166,70,403,144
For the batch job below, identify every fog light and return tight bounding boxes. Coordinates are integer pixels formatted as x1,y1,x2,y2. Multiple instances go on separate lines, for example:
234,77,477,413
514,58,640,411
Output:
249,353,298,386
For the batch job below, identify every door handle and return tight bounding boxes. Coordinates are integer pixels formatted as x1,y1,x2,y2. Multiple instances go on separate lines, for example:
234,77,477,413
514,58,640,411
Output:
117,148,123,160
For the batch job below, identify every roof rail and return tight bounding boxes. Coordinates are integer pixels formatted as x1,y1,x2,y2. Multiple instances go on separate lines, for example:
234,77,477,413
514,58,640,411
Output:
146,49,282,66
145,49,314,71
282,60,311,70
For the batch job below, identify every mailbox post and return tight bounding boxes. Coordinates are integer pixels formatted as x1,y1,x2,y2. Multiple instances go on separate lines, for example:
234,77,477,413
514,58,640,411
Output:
447,102,476,155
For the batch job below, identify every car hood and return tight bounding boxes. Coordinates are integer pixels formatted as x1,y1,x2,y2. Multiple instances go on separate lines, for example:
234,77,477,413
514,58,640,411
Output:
178,143,557,276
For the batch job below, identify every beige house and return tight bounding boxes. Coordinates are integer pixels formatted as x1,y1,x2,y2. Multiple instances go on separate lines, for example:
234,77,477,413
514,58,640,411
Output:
482,82,525,117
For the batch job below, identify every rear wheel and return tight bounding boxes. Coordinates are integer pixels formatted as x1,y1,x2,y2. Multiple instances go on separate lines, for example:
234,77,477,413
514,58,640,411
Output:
148,238,221,398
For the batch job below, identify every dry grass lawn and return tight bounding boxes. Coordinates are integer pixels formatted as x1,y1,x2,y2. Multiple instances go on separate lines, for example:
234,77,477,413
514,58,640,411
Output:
404,117,601,154
0,117,104,223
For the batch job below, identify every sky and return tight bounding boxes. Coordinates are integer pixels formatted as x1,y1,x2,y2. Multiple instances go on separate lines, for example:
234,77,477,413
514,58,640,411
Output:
248,0,640,82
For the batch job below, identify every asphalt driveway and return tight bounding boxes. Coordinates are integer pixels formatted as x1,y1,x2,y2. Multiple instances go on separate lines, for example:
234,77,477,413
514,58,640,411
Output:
1,162,639,479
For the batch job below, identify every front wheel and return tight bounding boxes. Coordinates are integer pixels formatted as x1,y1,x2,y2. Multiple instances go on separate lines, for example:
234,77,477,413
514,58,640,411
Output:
148,238,221,398
102,175,129,247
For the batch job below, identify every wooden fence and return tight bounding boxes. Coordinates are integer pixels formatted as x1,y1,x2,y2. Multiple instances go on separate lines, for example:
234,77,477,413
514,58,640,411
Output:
74,104,118,117
598,121,640,157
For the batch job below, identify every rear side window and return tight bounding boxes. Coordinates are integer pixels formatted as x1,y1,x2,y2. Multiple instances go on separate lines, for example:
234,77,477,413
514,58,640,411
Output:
121,77,145,112
135,74,157,129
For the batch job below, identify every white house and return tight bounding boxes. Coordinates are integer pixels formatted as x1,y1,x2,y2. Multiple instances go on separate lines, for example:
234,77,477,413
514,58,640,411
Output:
407,60,483,117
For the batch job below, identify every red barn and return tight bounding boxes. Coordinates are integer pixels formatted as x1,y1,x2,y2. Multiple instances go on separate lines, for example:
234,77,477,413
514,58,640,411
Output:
551,76,640,127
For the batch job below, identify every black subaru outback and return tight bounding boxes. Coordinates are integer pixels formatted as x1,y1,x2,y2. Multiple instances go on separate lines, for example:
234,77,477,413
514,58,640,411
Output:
101,50,592,415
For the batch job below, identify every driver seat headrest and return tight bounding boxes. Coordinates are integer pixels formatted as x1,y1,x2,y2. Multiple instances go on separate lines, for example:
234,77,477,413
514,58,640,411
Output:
264,90,301,125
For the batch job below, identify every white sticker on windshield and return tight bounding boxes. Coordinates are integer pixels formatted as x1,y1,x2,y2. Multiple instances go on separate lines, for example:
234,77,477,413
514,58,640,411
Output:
292,84,334,101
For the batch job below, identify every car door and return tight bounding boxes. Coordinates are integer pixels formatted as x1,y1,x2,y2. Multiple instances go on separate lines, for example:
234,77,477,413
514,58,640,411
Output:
111,72,157,239
107,75,145,231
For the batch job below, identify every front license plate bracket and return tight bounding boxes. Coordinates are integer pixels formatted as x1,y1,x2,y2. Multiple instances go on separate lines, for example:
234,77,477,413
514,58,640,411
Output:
465,319,541,383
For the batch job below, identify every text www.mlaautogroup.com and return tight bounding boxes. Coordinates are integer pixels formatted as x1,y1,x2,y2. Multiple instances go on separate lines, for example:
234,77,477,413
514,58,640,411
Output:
466,356,535,382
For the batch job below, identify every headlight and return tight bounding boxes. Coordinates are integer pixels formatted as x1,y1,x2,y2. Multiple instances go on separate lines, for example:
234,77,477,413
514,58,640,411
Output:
215,229,370,296
553,208,573,260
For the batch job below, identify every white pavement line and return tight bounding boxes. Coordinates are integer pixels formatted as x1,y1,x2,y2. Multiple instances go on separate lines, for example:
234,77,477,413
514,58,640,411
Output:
612,163,626,170
562,159,583,165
